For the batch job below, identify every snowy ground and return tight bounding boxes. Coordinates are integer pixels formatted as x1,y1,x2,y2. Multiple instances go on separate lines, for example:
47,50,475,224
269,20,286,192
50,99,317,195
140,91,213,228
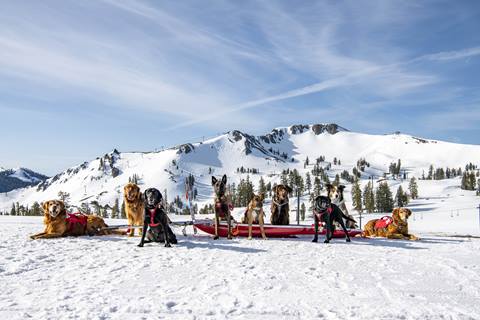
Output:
1,215,480,320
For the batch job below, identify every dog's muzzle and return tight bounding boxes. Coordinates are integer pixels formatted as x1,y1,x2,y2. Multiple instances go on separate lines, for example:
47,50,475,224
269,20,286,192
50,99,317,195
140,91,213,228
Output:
49,209,61,218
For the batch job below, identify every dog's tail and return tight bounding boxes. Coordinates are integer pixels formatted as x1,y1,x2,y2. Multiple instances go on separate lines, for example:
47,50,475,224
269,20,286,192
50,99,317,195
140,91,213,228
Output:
341,212,357,224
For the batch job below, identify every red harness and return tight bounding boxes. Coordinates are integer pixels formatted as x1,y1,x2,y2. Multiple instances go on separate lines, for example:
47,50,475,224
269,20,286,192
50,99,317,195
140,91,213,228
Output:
149,208,160,227
375,216,394,229
66,212,88,232
314,206,333,220
215,201,233,218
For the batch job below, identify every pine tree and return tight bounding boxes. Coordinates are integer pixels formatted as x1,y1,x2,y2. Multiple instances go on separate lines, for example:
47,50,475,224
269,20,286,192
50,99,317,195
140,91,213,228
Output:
408,177,419,199
363,182,375,213
427,165,434,180
375,182,394,213
112,198,119,219
305,172,312,195
351,179,362,212
31,202,41,216
395,185,408,207
258,176,267,195
10,203,16,216
313,177,322,196
300,203,306,221
120,200,126,219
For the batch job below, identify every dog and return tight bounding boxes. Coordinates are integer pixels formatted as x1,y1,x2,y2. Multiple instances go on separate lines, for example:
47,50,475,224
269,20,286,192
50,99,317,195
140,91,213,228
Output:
138,188,177,247
124,183,144,237
312,196,356,243
326,184,357,229
270,184,292,225
361,208,419,240
30,200,122,239
241,193,267,240
212,174,233,240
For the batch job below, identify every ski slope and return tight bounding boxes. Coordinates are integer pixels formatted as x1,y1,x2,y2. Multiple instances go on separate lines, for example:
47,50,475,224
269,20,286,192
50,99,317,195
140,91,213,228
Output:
0,215,479,320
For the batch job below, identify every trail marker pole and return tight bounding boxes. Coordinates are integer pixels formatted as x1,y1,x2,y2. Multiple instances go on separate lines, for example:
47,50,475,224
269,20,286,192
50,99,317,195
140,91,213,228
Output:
296,188,300,226
477,204,480,230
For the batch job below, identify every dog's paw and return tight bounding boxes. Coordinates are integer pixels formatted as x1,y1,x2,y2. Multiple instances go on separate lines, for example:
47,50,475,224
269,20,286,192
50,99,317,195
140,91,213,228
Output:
346,238,351,242
227,236,233,240
137,243,144,247
312,238,318,243
323,240,330,243
165,243,172,248
213,236,219,240
263,237,268,240
247,236,252,240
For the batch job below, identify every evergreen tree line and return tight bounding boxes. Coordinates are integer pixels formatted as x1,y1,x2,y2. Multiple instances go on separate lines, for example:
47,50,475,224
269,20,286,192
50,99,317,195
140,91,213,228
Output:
461,171,479,191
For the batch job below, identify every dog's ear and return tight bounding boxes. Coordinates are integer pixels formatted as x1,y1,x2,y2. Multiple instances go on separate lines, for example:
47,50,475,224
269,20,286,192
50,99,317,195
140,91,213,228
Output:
338,185,346,192
211,176,217,186
406,208,412,218
42,201,49,213
392,208,400,220
221,174,227,184
259,192,265,202
325,183,333,192
272,185,278,194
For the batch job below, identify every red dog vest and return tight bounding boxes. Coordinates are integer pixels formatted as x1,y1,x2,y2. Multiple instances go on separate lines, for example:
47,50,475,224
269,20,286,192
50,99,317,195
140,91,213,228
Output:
375,216,393,229
66,212,88,232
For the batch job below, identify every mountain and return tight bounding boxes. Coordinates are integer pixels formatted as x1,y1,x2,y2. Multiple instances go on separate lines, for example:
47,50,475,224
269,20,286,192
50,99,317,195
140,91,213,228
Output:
1,123,479,212
0,168,49,193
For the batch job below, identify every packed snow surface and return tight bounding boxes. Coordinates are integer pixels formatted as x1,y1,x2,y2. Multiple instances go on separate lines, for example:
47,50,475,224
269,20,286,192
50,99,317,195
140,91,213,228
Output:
1,215,479,320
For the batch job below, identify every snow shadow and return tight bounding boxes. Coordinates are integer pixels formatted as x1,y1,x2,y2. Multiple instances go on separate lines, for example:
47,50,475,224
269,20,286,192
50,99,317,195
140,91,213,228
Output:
350,238,428,250
177,237,267,254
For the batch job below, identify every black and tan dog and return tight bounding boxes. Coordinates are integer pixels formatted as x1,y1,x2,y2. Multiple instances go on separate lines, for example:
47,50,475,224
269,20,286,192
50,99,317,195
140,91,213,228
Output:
241,193,267,240
270,184,292,225
312,196,356,243
326,183,357,229
138,188,177,247
212,174,233,240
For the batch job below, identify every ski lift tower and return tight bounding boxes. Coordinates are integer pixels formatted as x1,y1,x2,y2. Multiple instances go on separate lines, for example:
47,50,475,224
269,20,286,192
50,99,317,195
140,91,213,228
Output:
185,174,198,234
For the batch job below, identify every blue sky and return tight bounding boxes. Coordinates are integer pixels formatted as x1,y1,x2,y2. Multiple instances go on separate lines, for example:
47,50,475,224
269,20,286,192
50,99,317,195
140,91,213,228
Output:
0,0,479,175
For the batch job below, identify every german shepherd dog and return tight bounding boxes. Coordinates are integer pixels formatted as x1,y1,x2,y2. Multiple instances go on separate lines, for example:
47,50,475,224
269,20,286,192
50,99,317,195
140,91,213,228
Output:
270,184,292,225
242,193,267,240
138,188,177,247
212,174,232,240
312,196,356,243
326,184,357,229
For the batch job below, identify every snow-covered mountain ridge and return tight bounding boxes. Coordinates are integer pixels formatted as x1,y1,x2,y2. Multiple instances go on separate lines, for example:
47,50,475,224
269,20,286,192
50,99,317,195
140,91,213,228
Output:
1,123,479,212
0,168,48,193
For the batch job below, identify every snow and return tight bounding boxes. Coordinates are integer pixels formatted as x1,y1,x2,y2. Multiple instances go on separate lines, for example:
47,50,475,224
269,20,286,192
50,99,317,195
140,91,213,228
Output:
1,216,479,319
8,168,42,183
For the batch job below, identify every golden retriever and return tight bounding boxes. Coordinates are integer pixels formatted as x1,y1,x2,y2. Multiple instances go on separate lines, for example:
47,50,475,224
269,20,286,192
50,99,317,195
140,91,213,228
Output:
124,183,144,237
361,208,419,240
30,200,121,239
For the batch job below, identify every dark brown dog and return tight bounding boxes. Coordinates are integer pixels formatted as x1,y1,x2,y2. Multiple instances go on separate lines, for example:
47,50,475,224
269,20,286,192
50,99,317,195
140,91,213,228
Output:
212,174,232,240
270,184,292,225
30,200,122,239
361,208,419,240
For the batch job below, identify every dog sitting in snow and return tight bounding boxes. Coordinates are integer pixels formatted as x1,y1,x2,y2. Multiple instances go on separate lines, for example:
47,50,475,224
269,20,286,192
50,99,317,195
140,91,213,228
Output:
241,192,267,240
30,200,122,239
212,174,233,240
312,196,356,243
124,183,144,237
361,208,419,240
138,188,177,247
326,183,357,229
270,184,292,225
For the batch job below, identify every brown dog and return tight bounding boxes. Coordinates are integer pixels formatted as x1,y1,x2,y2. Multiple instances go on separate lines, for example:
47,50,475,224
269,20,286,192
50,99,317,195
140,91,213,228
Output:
30,200,120,239
212,174,233,240
242,193,267,240
124,183,144,237
361,208,419,240
270,184,292,225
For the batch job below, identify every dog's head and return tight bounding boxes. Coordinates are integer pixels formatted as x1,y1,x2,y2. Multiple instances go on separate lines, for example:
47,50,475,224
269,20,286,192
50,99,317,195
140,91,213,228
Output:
326,184,345,204
272,184,292,202
144,188,162,209
250,193,265,209
124,183,141,203
42,200,66,219
392,207,412,223
212,175,227,198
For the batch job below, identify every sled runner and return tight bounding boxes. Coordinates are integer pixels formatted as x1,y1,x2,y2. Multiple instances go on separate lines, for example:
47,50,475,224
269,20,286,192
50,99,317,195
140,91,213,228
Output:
193,219,362,238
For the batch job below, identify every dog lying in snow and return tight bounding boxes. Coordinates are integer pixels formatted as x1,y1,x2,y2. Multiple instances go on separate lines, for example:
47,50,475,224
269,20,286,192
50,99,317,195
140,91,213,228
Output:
361,208,419,240
326,184,357,229
138,188,177,247
312,196,356,243
30,200,123,239
241,192,267,240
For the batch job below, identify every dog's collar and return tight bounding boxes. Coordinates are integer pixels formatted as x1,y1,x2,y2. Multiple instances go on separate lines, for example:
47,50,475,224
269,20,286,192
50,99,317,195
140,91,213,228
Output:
272,198,288,207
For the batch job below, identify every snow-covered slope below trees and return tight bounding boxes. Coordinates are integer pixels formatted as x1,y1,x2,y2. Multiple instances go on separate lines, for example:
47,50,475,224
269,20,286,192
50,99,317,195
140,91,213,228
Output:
0,123,479,216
